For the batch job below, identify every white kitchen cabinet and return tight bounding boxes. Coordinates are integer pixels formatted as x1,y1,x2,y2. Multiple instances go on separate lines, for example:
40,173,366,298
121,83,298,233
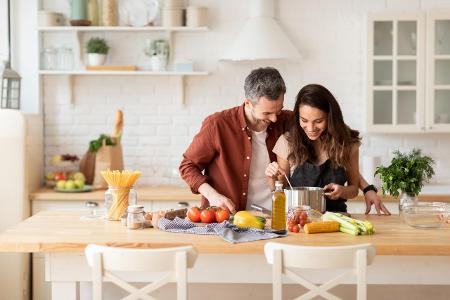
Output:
367,12,450,133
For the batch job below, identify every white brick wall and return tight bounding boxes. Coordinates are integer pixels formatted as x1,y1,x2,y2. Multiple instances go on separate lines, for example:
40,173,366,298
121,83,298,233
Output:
41,0,450,186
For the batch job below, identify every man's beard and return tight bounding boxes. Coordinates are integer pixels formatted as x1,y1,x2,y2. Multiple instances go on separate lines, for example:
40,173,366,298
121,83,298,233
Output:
250,108,270,131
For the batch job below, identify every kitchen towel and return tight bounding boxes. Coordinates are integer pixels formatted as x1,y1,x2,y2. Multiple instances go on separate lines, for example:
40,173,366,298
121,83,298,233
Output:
158,217,287,243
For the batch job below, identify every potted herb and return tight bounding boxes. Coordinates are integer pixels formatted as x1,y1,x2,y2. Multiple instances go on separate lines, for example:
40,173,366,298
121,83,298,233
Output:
143,39,169,71
375,149,435,211
86,37,109,66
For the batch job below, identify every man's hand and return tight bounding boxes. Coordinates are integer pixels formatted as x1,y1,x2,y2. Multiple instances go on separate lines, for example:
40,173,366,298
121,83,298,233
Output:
198,183,236,214
208,192,237,214
323,183,344,200
364,190,391,215
265,161,285,178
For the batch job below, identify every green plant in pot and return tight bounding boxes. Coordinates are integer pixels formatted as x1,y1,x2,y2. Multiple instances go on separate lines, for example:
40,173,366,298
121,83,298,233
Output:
143,39,169,71
375,149,435,211
86,37,109,66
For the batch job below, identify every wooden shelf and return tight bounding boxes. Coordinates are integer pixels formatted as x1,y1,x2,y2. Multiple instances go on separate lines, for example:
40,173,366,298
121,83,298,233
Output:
38,26,210,105
39,70,208,104
38,26,209,32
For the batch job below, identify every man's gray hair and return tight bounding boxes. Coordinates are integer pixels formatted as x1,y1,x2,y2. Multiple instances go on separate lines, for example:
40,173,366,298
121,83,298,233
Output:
244,67,286,102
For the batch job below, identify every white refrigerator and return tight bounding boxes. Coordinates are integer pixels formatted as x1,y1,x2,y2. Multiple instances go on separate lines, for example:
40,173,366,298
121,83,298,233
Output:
0,109,43,300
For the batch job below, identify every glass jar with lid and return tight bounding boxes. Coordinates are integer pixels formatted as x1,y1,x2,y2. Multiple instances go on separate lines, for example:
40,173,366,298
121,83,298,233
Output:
40,47,57,70
57,46,74,70
104,186,137,221
127,205,144,230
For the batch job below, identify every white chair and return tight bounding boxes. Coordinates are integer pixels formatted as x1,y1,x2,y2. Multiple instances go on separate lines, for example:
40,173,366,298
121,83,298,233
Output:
85,244,198,300
264,242,376,300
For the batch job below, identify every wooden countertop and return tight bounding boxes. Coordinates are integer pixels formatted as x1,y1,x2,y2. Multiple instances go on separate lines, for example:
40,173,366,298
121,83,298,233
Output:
0,211,449,256
30,186,450,203
30,186,201,202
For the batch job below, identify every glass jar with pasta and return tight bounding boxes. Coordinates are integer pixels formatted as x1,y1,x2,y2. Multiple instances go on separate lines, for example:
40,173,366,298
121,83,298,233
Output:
100,170,141,221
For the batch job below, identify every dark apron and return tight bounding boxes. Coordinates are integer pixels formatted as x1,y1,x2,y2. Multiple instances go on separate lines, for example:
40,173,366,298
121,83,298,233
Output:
290,159,348,212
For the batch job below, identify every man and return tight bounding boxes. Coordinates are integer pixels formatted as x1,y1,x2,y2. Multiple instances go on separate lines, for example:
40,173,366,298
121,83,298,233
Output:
180,67,390,215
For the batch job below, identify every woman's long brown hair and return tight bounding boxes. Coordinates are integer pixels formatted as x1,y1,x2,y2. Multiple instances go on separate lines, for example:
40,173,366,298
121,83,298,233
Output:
287,84,361,170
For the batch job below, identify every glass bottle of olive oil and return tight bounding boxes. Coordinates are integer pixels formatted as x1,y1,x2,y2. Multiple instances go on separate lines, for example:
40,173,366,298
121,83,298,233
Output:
271,181,286,230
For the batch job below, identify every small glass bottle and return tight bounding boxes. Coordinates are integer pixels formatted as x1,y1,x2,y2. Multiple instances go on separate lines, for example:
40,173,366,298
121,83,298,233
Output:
271,181,286,230
104,186,114,218
127,205,144,230
128,185,137,206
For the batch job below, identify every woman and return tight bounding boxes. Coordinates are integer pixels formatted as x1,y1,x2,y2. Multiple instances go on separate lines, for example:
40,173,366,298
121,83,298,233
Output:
265,84,361,212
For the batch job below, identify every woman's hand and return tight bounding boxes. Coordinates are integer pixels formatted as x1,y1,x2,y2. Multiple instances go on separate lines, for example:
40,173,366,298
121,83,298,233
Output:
364,190,391,215
265,162,285,178
323,183,344,200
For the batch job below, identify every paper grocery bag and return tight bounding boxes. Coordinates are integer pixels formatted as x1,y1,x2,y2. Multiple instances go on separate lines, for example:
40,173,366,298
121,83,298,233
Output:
79,151,96,185
93,142,124,189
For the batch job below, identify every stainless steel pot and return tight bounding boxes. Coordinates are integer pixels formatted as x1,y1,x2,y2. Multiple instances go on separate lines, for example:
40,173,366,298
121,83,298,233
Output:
284,187,326,213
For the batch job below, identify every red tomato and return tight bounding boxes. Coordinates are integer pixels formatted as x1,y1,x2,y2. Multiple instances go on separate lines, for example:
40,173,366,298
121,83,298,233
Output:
292,225,300,233
200,208,216,223
215,208,230,223
187,207,202,222
300,211,308,220
288,225,294,232
288,219,298,226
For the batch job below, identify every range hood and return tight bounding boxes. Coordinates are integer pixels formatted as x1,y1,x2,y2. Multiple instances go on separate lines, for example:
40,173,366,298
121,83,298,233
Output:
222,0,301,61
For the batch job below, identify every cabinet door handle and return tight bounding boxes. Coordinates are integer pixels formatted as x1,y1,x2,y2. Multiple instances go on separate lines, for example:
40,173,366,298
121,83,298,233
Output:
177,201,189,207
429,126,433,130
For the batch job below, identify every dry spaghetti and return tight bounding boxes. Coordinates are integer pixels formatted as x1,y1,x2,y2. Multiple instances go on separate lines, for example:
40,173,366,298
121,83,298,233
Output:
101,169,141,220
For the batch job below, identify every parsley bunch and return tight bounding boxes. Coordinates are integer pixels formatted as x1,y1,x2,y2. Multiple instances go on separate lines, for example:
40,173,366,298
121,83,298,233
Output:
375,149,434,197
89,134,116,153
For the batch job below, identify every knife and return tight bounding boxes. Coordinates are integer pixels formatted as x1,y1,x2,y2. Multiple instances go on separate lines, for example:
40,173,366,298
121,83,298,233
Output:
251,204,272,215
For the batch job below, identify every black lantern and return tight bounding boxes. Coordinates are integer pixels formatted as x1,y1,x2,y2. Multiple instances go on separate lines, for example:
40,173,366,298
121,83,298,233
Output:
1,0,21,109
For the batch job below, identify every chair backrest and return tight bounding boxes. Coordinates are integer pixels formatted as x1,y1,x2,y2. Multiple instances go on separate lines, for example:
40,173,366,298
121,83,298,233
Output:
85,244,197,272
85,244,198,300
265,242,375,269
264,242,376,300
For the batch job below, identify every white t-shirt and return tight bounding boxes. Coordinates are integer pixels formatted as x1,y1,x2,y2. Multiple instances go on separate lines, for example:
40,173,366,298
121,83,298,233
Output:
246,129,272,210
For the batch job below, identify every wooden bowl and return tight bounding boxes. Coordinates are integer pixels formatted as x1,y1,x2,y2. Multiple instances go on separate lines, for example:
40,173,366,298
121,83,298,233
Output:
70,19,92,26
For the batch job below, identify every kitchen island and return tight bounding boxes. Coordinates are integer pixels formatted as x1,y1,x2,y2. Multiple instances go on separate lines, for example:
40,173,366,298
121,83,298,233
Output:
0,211,449,299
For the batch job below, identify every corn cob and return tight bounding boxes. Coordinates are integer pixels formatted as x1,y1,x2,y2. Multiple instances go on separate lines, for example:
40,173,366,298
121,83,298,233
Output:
303,221,340,234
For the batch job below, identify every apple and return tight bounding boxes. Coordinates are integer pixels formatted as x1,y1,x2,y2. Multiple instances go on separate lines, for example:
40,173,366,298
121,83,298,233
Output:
73,172,86,183
45,171,55,180
74,179,84,189
54,172,66,181
51,155,61,164
56,180,66,190
65,180,76,190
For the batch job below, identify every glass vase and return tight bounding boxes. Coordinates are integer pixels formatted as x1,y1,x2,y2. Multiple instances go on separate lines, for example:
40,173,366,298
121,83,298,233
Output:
399,191,418,212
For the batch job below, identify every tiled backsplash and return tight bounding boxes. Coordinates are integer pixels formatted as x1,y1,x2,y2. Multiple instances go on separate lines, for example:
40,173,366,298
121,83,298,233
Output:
42,0,450,186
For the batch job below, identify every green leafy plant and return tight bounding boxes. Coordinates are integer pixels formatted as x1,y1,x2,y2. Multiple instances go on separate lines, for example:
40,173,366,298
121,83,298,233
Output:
143,39,169,57
86,37,110,54
89,134,116,153
375,149,435,197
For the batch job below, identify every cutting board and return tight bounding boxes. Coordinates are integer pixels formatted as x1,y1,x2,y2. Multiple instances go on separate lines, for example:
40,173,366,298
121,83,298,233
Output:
86,65,137,71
